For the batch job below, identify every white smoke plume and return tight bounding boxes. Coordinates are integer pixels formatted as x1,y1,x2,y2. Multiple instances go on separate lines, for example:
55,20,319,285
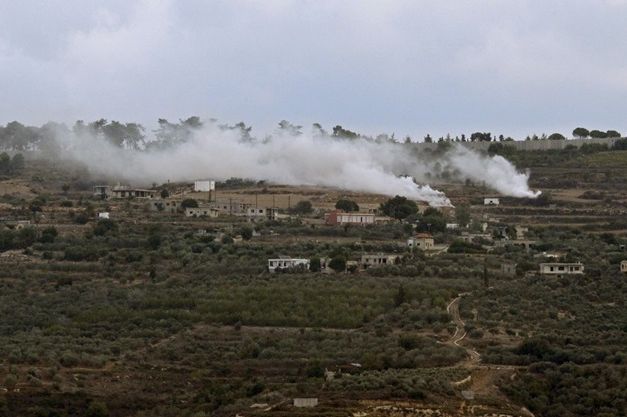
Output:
51,124,540,206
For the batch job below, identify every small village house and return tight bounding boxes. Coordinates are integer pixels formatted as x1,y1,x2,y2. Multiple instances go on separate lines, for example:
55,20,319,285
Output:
484,197,500,206
539,262,584,277
501,262,517,277
325,210,375,226
185,206,220,218
111,185,157,199
98,212,110,219
210,200,253,215
360,253,401,269
93,185,111,199
268,257,310,273
148,199,181,213
407,233,434,250
514,226,529,240
246,207,280,221
193,180,215,192
293,398,318,408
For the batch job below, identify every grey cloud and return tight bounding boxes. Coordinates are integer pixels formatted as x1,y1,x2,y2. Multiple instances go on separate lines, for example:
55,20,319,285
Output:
0,0,626,138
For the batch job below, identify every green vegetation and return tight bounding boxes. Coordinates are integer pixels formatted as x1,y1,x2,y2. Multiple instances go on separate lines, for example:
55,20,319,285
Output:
335,198,359,212
380,195,418,220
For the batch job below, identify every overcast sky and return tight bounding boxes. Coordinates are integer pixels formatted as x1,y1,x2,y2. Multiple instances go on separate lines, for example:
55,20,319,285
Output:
1,0,626,139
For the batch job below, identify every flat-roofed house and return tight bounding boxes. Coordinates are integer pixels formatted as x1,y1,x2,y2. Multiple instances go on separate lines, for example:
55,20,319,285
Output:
501,262,517,277
268,257,310,273
539,262,584,277
111,185,157,199
293,398,318,408
360,253,401,269
93,185,111,199
325,210,375,226
484,197,500,206
185,206,220,218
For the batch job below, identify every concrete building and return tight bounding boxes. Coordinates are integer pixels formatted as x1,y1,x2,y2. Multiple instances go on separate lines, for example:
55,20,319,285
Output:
148,199,181,213
407,233,434,250
185,206,220,218
98,212,110,219
111,185,157,199
193,180,215,192
268,257,310,273
360,253,401,269
93,185,111,199
209,200,254,215
325,210,375,226
501,262,517,277
514,226,529,240
621,260,627,274
459,232,493,243
484,197,500,206
446,223,460,230
539,262,584,277
246,207,280,221
293,398,318,408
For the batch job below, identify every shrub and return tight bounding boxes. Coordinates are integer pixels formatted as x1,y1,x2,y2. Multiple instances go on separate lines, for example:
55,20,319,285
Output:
181,198,198,208
328,255,346,272
335,199,359,212
93,219,117,236
291,200,313,214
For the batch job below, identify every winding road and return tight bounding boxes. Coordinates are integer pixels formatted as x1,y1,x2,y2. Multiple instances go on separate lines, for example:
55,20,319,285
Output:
446,294,481,365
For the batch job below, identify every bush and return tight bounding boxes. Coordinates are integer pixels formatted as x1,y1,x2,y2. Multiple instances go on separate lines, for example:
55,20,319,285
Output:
380,196,417,220
40,227,58,243
74,213,89,224
328,256,346,272
93,219,117,236
291,200,313,214
335,199,359,212
181,199,199,208
64,246,100,261
309,257,321,272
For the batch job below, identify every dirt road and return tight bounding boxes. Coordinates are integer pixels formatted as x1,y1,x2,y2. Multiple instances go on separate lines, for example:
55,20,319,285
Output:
446,294,481,365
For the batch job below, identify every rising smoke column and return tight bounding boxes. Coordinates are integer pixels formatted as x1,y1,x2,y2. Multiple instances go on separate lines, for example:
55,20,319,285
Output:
442,146,541,198
51,123,539,206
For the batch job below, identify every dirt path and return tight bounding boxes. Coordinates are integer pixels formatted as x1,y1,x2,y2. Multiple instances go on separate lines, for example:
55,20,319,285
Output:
446,294,481,365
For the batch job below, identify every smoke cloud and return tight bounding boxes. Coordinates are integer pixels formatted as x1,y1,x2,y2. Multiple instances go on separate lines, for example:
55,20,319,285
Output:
51,124,540,206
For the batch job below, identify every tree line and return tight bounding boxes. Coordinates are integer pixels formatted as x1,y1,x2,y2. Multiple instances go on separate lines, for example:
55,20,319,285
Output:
0,118,623,152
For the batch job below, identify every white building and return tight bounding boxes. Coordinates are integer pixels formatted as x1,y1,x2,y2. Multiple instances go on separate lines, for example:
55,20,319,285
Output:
446,223,460,230
325,210,375,226
539,262,584,277
268,257,310,273
484,197,500,206
293,398,318,408
194,180,215,192
111,185,157,199
98,212,110,219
